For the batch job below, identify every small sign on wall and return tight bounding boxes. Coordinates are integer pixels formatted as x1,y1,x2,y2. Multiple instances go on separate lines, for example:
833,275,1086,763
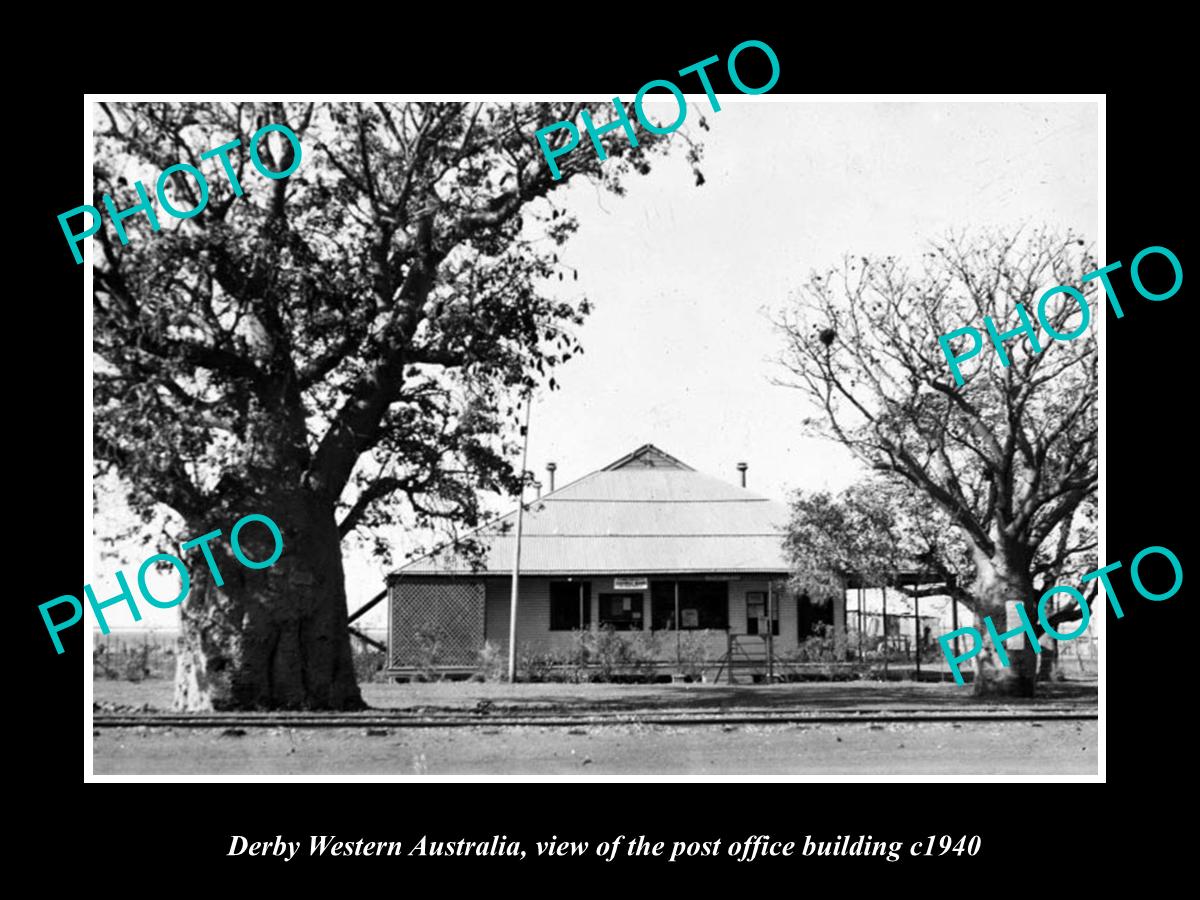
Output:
614,577,648,590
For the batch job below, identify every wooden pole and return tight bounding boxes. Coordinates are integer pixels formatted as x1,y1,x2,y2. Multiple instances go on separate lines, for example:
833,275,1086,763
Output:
914,589,922,679
767,581,775,682
674,581,681,665
854,588,864,657
951,589,960,660
506,395,532,683
728,632,734,685
882,583,889,679
348,588,388,624
857,586,863,661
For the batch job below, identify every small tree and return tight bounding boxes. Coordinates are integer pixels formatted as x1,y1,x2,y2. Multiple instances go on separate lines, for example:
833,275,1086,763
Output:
785,483,900,595
775,229,1098,697
787,478,1095,685
785,481,925,663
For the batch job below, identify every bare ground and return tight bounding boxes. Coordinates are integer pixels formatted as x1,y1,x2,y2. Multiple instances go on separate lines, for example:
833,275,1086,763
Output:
92,677,1097,712
92,678,1097,776
92,720,1095,776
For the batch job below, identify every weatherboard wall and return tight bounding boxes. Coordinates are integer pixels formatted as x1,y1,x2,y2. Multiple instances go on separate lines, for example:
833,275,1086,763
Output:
388,575,812,667
482,576,796,658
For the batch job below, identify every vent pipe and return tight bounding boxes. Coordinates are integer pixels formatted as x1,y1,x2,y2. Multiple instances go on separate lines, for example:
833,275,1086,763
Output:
533,479,542,499
546,461,557,492
737,461,748,487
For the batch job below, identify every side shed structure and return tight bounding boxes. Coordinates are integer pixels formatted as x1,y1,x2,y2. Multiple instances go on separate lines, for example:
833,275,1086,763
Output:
386,444,845,677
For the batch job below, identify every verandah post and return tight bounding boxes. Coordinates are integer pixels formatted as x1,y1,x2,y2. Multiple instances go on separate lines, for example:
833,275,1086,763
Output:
767,580,774,682
674,580,680,666
882,583,889,680
914,588,922,679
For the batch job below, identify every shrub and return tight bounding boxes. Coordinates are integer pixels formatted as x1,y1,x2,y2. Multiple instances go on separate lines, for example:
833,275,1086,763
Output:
510,629,671,683
518,646,566,682
573,626,623,680
625,630,662,681
412,627,444,682
353,649,388,683
475,640,506,682
93,640,174,681
570,626,662,682
678,630,713,680
845,629,883,661
792,621,843,662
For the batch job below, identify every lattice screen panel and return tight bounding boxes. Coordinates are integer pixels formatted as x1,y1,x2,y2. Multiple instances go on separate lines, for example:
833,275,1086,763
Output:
390,579,486,667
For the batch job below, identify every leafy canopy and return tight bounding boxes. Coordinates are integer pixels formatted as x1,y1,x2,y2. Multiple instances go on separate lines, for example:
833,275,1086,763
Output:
93,102,702,559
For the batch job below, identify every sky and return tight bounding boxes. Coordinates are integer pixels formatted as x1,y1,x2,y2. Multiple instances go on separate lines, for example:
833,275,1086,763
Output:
93,100,1099,632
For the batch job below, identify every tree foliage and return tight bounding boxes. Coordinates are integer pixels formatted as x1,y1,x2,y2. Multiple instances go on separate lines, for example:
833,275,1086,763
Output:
788,475,974,577
92,101,701,553
775,228,1099,666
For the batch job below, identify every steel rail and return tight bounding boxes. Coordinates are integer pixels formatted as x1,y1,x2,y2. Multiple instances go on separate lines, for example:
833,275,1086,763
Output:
92,703,1088,720
94,707,1097,729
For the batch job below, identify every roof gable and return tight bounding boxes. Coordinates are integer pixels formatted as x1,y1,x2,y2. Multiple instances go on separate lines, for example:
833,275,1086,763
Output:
392,445,790,577
603,444,693,471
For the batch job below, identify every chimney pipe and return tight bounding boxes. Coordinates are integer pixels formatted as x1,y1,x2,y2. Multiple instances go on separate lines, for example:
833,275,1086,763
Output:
546,461,557,492
533,479,542,499
737,461,748,488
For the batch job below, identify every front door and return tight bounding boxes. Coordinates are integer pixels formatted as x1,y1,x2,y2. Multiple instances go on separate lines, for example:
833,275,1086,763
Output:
746,590,778,636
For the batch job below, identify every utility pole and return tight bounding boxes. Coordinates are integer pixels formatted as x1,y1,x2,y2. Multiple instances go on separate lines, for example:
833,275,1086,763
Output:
506,394,532,683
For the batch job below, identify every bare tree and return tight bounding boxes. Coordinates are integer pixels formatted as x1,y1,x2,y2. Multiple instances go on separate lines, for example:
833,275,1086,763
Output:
774,229,1097,696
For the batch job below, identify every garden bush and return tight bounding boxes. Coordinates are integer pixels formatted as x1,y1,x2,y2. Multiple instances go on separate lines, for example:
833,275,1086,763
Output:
473,640,506,682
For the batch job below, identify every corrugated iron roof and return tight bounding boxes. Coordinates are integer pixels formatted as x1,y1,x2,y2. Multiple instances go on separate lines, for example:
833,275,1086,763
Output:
392,444,791,578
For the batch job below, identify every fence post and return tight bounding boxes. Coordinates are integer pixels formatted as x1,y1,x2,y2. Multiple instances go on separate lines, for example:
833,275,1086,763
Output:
914,591,922,679
882,584,889,680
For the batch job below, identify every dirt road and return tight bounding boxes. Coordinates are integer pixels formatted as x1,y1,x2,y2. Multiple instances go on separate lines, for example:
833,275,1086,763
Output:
91,678,1097,776
94,719,1096,776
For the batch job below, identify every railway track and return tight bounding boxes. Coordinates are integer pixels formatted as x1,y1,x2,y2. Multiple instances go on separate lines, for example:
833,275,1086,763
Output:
94,705,1097,729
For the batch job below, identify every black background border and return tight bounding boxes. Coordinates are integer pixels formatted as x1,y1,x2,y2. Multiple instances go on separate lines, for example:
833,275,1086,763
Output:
15,24,1189,885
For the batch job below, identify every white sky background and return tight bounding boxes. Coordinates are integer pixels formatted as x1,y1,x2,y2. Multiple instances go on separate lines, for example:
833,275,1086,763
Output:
94,100,1098,632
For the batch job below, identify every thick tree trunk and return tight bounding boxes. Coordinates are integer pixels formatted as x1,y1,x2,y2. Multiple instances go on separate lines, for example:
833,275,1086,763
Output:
970,548,1039,698
173,491,365,711
1037,638,1061,682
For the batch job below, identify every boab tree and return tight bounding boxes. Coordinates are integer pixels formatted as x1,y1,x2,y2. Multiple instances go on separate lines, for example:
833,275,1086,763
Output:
93,101,701,710
774,229,1098,696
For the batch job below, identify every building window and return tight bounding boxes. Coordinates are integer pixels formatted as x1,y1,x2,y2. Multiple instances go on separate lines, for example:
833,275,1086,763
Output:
746,591,779,636
549,581,591,631
650,581,729,630
598,593,644,631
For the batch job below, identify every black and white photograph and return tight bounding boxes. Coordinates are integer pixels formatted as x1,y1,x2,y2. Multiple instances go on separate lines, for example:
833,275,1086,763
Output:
83,95,1103,779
